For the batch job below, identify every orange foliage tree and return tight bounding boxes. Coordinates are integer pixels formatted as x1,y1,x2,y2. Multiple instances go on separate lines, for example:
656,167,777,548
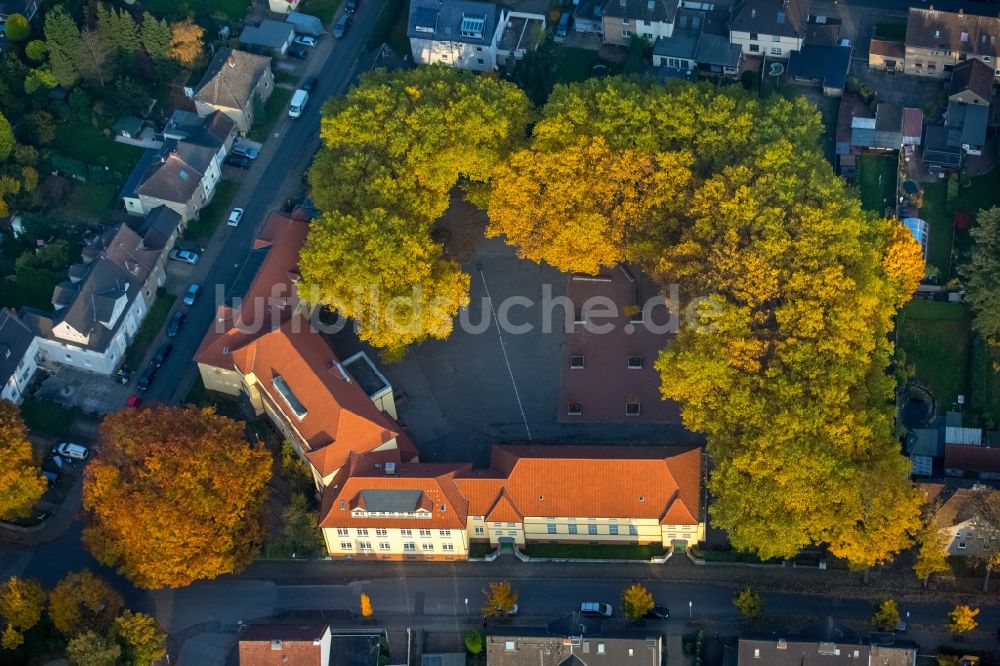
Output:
48,570,123,637
83,406,272,589
0,401,46,521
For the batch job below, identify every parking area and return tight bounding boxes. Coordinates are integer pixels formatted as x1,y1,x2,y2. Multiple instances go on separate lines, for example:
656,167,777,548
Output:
34,366,133,416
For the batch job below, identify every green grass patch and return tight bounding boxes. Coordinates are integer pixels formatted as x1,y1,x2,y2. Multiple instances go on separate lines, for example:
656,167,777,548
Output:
54,182,120,222
303,0,341,25
125,289,177,368
897,299,969,410
874,23,906,41
140,0,249,20
249,88,294,143
553,47,601,85
274,70,301,86
856,154,896,214
51,122,143,176
20,397,80,436
469,541,494,558
367,0,407,53
690,546,780,564
524,542,665,560
919,182,955,279
185,180,240,240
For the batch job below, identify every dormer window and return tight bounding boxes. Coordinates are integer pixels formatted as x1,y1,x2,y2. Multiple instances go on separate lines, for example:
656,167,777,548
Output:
460,14,485,39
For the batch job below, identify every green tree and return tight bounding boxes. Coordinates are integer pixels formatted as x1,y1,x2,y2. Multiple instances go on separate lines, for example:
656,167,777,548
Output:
510,42,555,105
464,631,484,654
112,610,166,666
0,576,45,649
0,110,13,163
947,604,978,635
24,39,47,63
273,492,325,557
621,583,655,622
872,599,901,631
44,6,82,86
481,581,518,619
961,208,1000,346
78,29,115,87
66,630,121,666
97,4,140,55
139,12,171,61
23,67,57,94
23,110,54,145
0,401,46,521
5,14,29,42
48,570,123,637
733,587,763,621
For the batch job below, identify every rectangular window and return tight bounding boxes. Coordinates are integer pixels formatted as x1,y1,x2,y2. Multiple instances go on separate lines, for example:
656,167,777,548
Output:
337,528,349,536
340,541,352,550
439,529,451,537
770,47,781,55
623,29,631,37
357,529,369,536
507,523,516,528
422,543,434,551
570,355,585,369
610,525,619,535
588,524,598,535
627,355,643,369
477,58,484,64
443,544,455,551
403,542,416,551
401,529,412,537
958,541,967,549
772,34,779,42
622,17,629,24
420,529,432,537
474,526,484,535
749,44,759,53
568,524,578,534
378,542,390,551
749,32,758,40
375,528,387,537
359,541,372,550
629,525,638,536
476,46,483,51
567,402,582,416
548,523,557,534
626,401,641,416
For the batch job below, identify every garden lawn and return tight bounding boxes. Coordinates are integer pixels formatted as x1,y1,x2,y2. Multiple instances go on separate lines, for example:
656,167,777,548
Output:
51,122,143,176
125,290,177,368
185,180,240,240
918,181,955,280
553,47,600,85
875,23,906,41
897,299,969,411
20,397,81,436
140,0,249,20
856,154,896,214
302,0,341,25
249,89,294,143
523,543,665,560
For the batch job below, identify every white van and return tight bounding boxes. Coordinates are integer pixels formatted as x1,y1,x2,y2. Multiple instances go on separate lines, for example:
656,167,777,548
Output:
288,89,309,118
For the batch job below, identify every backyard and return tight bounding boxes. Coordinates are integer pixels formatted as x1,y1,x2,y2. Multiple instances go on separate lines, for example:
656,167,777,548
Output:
249,89,294,143
138,0,249,20
897,299,969,412
856,154,896,215
302,0,342,25
918,181,955,280
553,47,602,85
51,122,143,176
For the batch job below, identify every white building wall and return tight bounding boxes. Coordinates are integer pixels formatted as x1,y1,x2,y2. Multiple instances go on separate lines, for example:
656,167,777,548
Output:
1,337,40,404
730,30,802,57
39,292,148,376
410,37,496,70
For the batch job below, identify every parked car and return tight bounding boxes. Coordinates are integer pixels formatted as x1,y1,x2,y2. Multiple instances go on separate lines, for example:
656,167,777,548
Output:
333,14,351,38
151,343,173,368
345,0,358,13
302,76,317,93
125,395,142,408
183,283,201,306
555,11,571,42
137,366,157,392
645,606,670,620
580,602,613,618
294,35,317,47
287,45,309,60
227,207,244,227
166,311,186,337
224,154,253,169
231,143,259,160
54,442,90,460
169,249,199,265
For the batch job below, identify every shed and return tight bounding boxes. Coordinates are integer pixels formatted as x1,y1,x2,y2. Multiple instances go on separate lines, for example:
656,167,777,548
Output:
112,116,145,139
901,107,923,146
50,154,87,181
239,19,296,55
284,11,324,36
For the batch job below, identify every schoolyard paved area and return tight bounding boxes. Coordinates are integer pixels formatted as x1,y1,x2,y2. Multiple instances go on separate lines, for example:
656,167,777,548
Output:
333,237,699,466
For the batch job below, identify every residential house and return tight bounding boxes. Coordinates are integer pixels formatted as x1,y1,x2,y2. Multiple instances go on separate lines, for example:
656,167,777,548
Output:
268,0,302,13
737,639,917,666
787,43,852,96
120,112,235,221
407,0,503,71
729,0,809,59
928,486,1000,558
195,211,417,488
486,629,663,666
0,0,41,21
496,12,546,67
904,7,1000,78
923,58,993,168
192,48,274,133
319,444,703,560
945,443,1000,479
652,10,742,76
0,310,39,404
238,623,331,665
239,20,296,57
907,428,943,476
601,0,679,48
574,0,604,35
21,218,177,376
869,38,904,72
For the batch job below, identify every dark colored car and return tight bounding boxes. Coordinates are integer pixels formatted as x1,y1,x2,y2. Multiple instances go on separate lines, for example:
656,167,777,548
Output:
166,311,186,337
345,0,357,13
287,45,309,60
333,14,351,38
137,365,157,392
645,606,670,620
302,76,317,93
151,343,173,368
224,154,253,169
112,365,131,384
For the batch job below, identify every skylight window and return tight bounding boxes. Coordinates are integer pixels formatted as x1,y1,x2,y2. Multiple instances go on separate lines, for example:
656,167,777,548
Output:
273,375,308,419
461,15,485,39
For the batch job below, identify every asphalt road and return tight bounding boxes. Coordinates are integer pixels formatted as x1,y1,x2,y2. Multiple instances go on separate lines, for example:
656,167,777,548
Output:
141,1,385,406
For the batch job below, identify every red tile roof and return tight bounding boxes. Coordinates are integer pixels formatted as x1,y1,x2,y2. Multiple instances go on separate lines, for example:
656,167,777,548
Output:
945,444,1000,474
232,316,412,476
869,39,904,59
901,107,923,140
196,211,309,370
238,623,327,666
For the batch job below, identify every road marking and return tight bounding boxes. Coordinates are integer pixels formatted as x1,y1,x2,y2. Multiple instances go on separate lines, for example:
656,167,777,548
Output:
478,267,532,441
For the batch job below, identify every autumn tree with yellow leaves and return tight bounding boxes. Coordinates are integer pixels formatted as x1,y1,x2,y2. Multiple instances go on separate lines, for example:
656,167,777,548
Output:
947,604,979,635
83,406,272,589
48,570,123,637
0,401,46,521
0,576,45,649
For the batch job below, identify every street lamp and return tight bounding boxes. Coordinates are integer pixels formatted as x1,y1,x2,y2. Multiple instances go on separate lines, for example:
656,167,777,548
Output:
465,598,469,616
688,601,693,619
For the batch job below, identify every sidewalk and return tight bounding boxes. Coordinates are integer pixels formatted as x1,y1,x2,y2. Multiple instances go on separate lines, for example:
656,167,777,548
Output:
0,472,82,546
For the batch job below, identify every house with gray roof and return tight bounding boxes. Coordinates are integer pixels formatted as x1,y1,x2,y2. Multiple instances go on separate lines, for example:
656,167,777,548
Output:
787,43,851,96
652,9,741,76
0,310,40,404
904,7,1000,79
22,221,172,376
239,19,296,56
193,48,274,133
121,111,235,221
737,639,916,666
924,58,994,168
602,0,679,47
486,629,663,666
729,0,809,58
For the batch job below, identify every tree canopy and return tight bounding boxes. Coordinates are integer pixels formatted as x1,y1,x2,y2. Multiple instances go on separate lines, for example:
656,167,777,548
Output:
481,580,518,619
733,587,763,621
112,610,166,666
49,570,123,637
621,583,655,622
0,576,45,649
83,406,272,589
303,66,530,357
961,207,1000,347
0,401,45,521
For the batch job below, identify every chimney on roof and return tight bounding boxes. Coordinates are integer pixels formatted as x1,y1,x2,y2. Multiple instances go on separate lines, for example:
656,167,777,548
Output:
227,55,236,67
329,360,352,383
777,639,788,650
